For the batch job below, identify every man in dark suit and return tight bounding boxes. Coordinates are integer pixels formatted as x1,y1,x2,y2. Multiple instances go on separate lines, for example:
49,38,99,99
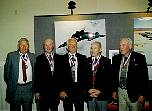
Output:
111,37,149,111
34,38,62,111
86,41,112,111
59,38,88,111
4,38,36,111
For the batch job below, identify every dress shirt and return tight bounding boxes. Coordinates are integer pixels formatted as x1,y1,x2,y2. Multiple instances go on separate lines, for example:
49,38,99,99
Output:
18,53,32,84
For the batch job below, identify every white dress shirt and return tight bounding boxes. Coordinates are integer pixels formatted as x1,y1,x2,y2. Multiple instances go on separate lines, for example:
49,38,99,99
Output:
18,53,32,84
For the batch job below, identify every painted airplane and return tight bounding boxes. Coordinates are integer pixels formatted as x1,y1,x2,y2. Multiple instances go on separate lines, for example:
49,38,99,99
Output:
139,31,152,40
58,30,105,48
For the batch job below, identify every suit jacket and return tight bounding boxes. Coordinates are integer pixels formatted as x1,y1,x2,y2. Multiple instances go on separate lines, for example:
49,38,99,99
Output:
112,51,149,102
60,53,88,100
4,51,36,103
86,56,112,101
34,53,62,103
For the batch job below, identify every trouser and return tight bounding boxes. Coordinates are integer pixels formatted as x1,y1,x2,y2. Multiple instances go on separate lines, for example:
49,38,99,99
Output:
63,97,84,111
87,98,108,111
118,88,142,111
39,101,59,111
10,83,33,111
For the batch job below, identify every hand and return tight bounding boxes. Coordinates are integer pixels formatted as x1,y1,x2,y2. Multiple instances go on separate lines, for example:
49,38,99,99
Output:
95,89,101,95
35,93,41,100
60,91,68,99
88,89,96,94
89,89,101,97
138,96,145,104
112,92,117,100
90,93,98,97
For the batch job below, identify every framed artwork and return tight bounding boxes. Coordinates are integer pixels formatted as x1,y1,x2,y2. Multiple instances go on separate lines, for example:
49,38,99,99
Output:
109,50,119,63
54,19,106,57
134,17,152,65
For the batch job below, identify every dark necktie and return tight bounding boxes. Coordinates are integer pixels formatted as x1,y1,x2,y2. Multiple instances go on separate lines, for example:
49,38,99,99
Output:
119,57,128,89
93,58,98,70
92,58,98,88
22,55,27,82
70,55,76,82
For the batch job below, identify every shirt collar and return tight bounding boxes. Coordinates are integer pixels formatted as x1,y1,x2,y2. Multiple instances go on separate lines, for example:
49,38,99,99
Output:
68,53,76,57
45,52,54,57
19,52,28,60
92,55,101,60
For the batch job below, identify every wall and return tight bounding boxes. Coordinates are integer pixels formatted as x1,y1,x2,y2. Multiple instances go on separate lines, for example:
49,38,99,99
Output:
0,0,150,110
34,12,152,56
0,0,148,61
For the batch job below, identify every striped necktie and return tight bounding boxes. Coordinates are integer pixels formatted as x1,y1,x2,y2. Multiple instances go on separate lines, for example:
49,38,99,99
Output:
70,55,76,81
92,57,98,88
22,54,27,82
49,55,54,71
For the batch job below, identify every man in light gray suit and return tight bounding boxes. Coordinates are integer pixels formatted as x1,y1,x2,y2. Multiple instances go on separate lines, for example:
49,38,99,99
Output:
4,38,36,111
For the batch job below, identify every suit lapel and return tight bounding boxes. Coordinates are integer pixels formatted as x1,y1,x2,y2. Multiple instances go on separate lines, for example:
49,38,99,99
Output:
28,52,34,67
42,53,52,69
65,53,71,68
88,57,93,76
14,51,20,81
127,52,134,74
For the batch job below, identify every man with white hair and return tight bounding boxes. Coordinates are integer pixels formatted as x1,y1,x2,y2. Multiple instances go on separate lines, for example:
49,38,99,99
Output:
34,38,62,111
86,41,112,111
4,38,36,111
59,38,88,111
111,37,149,111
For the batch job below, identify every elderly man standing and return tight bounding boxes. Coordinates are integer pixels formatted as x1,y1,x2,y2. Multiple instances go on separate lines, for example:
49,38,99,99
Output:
86,41,112,111
34,38,62,111
111,37,149,111
4,38,36,111
59,38,88,111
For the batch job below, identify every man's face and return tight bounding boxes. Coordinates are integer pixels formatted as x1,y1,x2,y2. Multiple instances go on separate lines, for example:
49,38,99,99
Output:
44,40,54,53
119,39,131,55
90,43,101,57
19,40,29,54
67,39,77,54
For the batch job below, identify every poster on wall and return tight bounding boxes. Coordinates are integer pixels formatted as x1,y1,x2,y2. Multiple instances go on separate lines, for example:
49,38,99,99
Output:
54,19,106,57
134,17,152,80
134,17,152,65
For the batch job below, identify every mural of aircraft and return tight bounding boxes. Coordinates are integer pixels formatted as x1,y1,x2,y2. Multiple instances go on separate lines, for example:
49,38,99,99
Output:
58,30,105,48
139,31,152,40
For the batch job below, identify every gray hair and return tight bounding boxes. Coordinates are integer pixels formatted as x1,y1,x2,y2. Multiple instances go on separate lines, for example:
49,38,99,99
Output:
17,38,29,50
120,37,133,49
42,37,54,50
91,41,102,49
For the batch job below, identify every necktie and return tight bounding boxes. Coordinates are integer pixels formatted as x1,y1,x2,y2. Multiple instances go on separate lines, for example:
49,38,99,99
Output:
70,55,76,82
119,57,128,89
49,55,53,71
22,55,27,82
92,58,98,88
123,57,128,66
49,55,52,61
93,58,98,70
